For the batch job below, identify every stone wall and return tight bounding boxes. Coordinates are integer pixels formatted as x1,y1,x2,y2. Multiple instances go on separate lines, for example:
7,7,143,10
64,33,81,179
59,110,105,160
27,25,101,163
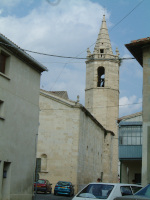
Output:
38,92,111,193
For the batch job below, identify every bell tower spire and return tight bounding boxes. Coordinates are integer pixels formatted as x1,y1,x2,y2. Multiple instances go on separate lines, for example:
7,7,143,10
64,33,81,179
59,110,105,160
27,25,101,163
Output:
85,16,120,183
94,15,113,55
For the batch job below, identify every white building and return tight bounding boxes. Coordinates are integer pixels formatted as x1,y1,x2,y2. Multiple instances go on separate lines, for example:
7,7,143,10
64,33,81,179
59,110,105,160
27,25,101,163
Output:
0,33,47,200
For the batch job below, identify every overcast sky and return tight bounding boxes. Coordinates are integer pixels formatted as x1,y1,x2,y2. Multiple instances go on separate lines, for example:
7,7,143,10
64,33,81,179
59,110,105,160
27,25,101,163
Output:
0,0,149,117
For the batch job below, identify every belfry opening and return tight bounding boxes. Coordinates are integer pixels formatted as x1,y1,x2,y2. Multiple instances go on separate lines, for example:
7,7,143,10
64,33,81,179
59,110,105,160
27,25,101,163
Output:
97,67,105,87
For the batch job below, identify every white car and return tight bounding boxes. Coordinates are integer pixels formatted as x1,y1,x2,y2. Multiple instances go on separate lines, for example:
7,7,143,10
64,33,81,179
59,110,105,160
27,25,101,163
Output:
73,183,142,200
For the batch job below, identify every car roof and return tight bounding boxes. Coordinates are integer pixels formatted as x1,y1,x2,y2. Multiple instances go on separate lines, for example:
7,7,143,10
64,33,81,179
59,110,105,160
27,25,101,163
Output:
58,181,71,183
88,182,142,187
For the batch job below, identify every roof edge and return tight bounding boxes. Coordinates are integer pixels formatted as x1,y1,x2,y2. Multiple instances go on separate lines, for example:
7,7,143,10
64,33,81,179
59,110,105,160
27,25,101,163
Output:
0,34,48,72
40,90,114,136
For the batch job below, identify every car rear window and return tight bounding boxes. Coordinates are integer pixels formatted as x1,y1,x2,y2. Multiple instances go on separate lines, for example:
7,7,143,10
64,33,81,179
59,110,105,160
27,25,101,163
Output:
37,180,45,184
57,181,70,186
77,184,114,199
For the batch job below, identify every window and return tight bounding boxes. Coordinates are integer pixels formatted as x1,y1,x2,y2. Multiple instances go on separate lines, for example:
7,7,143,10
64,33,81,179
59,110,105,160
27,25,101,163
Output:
0,100,4,120
0,54,6,73
100,49,104,53
120,186,132,196
119,125,142,145
97,67,105,87
131,186,142,194
77,184,114,198
0,50,10,75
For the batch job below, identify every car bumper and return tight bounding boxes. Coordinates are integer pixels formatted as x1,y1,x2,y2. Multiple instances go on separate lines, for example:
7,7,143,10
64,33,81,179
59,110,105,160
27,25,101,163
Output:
54,189,71,195
34,187,47,192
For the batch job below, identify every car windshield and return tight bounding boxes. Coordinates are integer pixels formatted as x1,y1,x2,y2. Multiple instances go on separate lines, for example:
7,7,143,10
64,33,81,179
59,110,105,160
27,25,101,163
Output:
37,180,45,184
135,184,150,198
77,184,114,199
57,181,70,186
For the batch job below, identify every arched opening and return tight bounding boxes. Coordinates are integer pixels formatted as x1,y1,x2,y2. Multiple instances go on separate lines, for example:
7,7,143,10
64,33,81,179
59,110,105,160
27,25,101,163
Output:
41,154,47,171
97,67,105,87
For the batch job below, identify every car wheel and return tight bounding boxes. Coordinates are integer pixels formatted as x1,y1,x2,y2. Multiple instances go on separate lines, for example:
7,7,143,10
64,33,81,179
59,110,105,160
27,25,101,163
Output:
45,189,47,194
54,192,56,195
68,192,72,197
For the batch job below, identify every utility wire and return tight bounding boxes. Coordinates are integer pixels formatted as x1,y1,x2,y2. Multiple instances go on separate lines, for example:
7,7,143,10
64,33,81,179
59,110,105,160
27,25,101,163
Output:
83,0,145,52
49,0,144,89
109,0,144,32
0,0,144,89
0,41,135,61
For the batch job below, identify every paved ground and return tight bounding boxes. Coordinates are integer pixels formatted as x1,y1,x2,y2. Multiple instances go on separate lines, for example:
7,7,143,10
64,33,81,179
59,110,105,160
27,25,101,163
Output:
33,193,74,200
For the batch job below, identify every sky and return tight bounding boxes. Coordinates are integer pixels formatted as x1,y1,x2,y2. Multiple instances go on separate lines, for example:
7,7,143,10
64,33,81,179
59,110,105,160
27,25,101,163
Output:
0,0,149,117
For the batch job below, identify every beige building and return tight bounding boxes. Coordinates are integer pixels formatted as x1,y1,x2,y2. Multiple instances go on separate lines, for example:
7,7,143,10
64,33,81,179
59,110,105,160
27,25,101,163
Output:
85,15,120,182
0,33,47,200
37,89,114,193
125,37,150,186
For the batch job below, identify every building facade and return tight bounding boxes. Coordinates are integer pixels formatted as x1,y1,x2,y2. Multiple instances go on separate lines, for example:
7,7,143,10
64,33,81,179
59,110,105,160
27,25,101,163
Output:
118,112,142,184
0,33,47,200
125,37,150,186
37,90,114,193
85,15,120,182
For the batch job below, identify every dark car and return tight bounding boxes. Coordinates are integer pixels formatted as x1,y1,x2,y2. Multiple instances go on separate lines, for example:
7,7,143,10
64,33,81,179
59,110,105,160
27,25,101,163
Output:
54,181,74,196
34,179,52,194
114,184,150,200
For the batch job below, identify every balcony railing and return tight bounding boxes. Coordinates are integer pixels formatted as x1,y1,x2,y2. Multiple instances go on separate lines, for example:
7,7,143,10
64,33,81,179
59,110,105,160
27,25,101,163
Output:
119,145,142,160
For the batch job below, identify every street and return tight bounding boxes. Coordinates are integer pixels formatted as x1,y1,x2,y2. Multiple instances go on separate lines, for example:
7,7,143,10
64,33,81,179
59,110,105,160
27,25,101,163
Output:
33,193,74,200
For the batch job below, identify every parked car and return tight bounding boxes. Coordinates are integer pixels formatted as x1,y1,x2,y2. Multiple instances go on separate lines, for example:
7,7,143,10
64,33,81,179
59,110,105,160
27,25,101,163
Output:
114,183,150,200
34,179,52,194
72,183,142,200
54,181,74,196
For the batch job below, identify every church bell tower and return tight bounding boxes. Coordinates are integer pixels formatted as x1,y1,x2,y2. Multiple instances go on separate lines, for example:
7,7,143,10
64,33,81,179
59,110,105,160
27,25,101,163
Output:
85,15,120,182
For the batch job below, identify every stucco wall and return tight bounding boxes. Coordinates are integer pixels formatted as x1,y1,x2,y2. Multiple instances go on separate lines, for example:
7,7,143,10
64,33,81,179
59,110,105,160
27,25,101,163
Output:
0,49,41,200
142,46,150,185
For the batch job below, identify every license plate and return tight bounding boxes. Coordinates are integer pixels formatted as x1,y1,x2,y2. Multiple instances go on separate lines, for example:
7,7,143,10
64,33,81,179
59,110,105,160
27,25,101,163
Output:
61,187,65,188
